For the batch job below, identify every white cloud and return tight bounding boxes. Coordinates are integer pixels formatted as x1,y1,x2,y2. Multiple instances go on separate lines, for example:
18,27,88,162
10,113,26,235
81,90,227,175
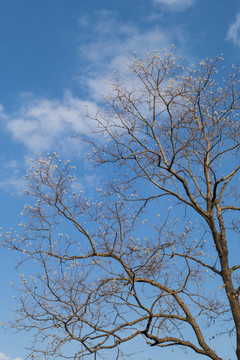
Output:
0,158,25,192
3,10,190,160
226,12,240,47
0,353,23,360
153,0,195,10
81,19,169,67
76,10,194,115
0,104,7,120
77,13,178,99
0,177,25,193
0,353,8,360
1,15,177,191
5,91,97,153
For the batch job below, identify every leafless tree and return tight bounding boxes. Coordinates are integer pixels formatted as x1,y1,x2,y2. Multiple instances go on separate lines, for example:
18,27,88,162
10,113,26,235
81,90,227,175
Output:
3,49,240,360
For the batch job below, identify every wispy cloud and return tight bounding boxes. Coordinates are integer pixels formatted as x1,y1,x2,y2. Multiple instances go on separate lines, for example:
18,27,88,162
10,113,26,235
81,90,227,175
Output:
77,11,184,99
0,156,26,192
0,10,184,194
153,0,195,11
3,10,190,162
226,12,240,47
5,92,97,153
0,352,23,360
0,176,25,193
80,13,170,63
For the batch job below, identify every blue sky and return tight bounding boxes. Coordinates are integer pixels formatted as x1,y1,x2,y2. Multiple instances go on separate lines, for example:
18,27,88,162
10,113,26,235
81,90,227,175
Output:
0,0,240,359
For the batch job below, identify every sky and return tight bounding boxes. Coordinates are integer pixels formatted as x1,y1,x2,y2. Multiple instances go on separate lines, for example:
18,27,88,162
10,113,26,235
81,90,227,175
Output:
0,0,240,359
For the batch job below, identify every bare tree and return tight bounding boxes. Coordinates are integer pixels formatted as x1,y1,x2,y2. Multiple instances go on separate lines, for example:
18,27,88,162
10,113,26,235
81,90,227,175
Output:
3,49,240,360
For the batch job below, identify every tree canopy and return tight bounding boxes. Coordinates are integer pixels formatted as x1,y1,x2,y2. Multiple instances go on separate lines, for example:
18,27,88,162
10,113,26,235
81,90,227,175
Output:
3,49,240,360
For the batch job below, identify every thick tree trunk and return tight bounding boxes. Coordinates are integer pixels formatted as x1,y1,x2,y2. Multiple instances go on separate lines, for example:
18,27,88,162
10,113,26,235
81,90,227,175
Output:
209,207,240,360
